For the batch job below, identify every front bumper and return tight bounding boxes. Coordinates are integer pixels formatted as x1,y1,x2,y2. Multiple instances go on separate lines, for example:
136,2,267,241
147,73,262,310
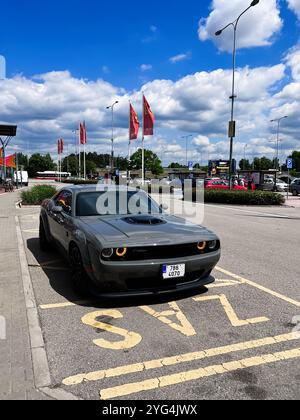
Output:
87,249,221,297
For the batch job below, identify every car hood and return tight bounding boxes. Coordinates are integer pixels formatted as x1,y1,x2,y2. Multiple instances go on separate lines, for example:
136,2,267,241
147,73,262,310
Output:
80,214,217,246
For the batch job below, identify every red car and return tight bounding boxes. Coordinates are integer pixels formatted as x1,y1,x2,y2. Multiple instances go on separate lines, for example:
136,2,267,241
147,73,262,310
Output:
205,180,247,191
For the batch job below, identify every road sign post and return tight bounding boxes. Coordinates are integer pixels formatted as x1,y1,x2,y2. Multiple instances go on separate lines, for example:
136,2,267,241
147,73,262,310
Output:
287,158,293,200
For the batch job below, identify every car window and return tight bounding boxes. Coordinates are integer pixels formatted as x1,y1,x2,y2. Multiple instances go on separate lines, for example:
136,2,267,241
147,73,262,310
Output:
76,191,161,217
55,191,72,215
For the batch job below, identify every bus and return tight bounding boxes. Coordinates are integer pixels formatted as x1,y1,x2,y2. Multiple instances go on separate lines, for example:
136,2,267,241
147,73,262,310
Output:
36,171,71,181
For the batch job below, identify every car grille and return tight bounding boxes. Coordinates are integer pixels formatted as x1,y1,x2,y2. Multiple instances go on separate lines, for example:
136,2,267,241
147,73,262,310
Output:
110,241,220,262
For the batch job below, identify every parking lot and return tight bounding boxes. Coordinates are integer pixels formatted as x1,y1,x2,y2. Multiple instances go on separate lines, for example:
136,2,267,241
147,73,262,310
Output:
16,197,300,400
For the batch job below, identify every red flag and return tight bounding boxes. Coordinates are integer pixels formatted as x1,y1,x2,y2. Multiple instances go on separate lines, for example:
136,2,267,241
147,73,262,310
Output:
143,95,154,136
57,138,64,154
60,138,64,154
80,121,87,145
129,104,140,140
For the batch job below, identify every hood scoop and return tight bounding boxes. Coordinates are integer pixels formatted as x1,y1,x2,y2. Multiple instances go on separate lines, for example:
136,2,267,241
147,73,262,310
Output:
122,215,166,226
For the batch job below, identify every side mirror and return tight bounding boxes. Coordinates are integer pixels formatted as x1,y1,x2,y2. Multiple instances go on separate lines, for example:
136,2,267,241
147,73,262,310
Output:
52,206,63,214
160,204,169,211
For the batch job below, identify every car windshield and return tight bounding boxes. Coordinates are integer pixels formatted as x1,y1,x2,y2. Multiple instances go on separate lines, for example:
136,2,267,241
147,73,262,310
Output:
76,190,162,217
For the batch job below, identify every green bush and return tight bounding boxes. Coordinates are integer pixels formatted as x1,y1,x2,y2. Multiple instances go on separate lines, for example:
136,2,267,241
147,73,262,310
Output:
60,179,98,185
185,189,285,206
21,185,57,205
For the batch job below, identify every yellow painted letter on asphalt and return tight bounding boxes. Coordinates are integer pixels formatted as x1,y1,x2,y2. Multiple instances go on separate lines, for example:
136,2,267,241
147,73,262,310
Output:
82,310,142,350
194,294,269,327
140,302,196,337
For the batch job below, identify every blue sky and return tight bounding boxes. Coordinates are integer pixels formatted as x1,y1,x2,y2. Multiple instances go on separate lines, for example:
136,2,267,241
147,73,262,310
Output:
1,0,298,88
1,0,300,165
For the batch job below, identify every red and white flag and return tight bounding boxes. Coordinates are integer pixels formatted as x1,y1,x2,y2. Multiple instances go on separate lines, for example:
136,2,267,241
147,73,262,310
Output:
129,104,140,141
143,95,154,136
80,121,87,145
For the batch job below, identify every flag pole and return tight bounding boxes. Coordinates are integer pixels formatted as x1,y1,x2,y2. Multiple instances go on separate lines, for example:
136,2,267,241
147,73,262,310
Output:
78,124,81,179
142,94,145,186
128,101,131,181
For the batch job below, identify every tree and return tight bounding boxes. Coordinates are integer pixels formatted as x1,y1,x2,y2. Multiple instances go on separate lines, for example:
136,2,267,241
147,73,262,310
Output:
168,163,186,169
28,153,56,177
239,159,252,171
130,149,164,176
16,153,29,170
62,154,78,176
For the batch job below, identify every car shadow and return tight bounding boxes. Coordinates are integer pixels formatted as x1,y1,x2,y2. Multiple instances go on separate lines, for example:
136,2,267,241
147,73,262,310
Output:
26,237,212,309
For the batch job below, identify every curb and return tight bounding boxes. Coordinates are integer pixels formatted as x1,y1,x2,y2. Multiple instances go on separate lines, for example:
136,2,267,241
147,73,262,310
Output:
15,215,80,400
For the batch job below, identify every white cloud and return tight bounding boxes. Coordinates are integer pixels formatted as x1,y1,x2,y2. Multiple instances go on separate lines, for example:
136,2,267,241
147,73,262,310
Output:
169,52,191,64
198,0,283,52
287,0,300,19
1,58,300,165
140,64,153,72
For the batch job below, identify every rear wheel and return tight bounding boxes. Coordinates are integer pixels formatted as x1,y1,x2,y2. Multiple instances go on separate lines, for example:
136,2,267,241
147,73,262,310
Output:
292,190,298,196
69,245,90,296
39,219,51,251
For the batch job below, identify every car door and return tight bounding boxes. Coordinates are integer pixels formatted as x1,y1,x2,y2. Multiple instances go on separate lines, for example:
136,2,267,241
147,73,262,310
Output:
48,190,73,251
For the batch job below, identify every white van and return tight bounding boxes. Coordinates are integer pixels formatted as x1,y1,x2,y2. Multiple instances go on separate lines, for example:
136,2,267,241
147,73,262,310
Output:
14,171,29,187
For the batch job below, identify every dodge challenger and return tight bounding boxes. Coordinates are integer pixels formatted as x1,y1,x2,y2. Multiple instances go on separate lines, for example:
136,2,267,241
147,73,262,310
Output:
39,185,221,297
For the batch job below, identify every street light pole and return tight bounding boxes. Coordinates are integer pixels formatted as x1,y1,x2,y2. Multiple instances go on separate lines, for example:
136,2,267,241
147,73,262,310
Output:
216,0,260,189
270,116,287,189
107,101,119,173
244,144,248,170
181,135,193,167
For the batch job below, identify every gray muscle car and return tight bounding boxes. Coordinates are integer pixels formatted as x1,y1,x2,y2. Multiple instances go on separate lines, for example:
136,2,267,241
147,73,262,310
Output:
39,186,221,297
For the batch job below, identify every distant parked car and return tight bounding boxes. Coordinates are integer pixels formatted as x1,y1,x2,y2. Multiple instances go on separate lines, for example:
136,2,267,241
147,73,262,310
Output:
205,180,247,191
290,179,300,196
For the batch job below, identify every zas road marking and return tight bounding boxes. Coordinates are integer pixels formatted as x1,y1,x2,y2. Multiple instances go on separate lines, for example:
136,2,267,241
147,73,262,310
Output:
216,267,300,308
82,310,142,350
62,332,299,386
193,294,269,327
98,346,300,400
140,302,196,337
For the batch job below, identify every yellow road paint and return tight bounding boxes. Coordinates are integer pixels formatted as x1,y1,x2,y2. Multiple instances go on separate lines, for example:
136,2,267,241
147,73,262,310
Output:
62,332,299,386
82,310,142,351
194,294,269,327
99,346,300,400
216,267,300,308
207,279,242,289
140,302,196,337
39,301,91,310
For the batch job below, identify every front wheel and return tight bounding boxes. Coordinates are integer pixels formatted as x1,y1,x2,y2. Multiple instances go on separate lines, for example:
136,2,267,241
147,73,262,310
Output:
69,246,90,296
39,220,51,251
292,190,298,196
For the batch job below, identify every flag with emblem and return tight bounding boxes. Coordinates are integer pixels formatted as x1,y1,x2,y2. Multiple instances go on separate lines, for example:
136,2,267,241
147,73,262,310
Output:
143,95,154,136
129,104,140,140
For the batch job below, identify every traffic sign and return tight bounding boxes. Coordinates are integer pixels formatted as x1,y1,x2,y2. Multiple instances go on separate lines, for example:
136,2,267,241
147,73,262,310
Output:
287,158,293,170
188,161,194,171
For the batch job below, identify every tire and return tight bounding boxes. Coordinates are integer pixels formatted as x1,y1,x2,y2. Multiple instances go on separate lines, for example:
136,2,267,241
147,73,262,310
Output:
69,245,90,296
292,190,298,197
39,219,51,251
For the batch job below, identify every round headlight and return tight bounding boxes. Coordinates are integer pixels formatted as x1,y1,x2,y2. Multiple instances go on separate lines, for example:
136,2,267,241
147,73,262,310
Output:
116,248,127,258
208,240,217,250
102,248,114,259
197,242,207,251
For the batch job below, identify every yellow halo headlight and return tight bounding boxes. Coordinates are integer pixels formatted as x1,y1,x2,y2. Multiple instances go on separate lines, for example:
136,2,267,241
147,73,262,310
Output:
197,242,207,251
116,248,128,258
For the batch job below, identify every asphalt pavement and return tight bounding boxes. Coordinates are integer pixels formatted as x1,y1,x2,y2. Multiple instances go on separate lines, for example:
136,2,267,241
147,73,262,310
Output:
16,195,300,400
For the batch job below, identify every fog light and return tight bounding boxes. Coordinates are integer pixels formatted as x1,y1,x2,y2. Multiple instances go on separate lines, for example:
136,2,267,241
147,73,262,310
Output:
116,248,127,257
102,248,114,259
197,242,207,251
208,240,217,250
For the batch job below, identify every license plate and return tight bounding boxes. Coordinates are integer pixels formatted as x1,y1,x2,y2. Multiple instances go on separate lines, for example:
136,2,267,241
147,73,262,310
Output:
163,264,186,279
